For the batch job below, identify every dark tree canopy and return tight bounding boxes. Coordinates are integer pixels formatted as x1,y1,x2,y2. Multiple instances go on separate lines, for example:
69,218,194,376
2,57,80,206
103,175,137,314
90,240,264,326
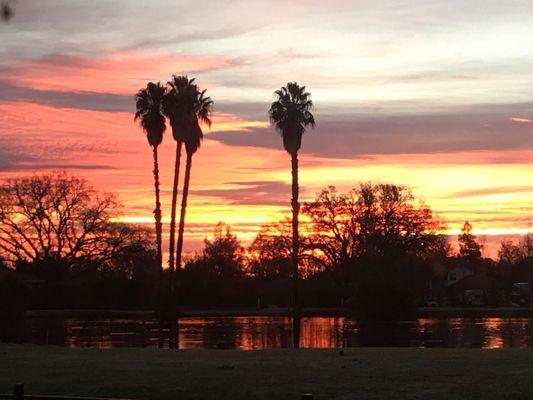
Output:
201,222,245,279
458,221,482,260
302,186,359,270
303,183,444,269
499,233,533,264
249,219,293,279
250,219,292,261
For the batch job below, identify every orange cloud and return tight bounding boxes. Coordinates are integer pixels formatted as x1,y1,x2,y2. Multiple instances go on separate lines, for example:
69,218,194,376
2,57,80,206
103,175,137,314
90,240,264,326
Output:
4,51,236,95
0,102,132,138
510,117,531,123
207,112,269,133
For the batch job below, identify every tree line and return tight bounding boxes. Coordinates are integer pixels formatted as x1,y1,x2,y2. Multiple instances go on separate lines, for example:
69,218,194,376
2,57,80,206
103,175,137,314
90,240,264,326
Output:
0,174,442,315
2,173,531,332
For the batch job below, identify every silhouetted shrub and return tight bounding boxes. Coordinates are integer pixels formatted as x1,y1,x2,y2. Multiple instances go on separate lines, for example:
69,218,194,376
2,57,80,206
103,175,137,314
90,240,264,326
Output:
0,267,27,341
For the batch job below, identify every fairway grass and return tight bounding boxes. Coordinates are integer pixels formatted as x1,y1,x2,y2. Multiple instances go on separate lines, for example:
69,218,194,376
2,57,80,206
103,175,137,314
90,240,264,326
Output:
1,344,533,400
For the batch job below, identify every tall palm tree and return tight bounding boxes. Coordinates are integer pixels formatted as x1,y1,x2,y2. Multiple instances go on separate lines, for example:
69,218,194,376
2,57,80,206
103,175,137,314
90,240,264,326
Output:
173,84,213,347
134,81,166,348
269,82,315,348
162,75,207,348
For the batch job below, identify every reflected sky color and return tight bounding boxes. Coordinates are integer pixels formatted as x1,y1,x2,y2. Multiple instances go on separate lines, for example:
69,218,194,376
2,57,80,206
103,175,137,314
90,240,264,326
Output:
0,0,532,257
21,316,533,350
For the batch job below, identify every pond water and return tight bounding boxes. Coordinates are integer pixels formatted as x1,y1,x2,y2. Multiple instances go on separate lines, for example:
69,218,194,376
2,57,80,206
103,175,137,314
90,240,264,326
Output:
8,316,533,349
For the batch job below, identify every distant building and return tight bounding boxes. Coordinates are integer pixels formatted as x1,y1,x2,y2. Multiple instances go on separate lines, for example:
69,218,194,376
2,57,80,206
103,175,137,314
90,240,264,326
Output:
510,282,532,307
446,267,474,287
448,274,506,307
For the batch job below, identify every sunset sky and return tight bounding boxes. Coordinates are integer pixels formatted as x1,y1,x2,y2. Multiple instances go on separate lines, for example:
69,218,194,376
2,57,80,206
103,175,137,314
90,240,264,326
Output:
0,0,532,258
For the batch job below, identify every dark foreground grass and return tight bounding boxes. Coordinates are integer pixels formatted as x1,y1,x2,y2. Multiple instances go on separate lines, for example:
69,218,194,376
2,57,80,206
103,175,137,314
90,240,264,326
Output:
1,344,533,400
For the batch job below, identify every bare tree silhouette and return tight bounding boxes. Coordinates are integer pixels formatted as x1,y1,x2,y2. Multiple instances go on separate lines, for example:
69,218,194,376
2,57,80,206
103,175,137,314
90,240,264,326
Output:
0,174,142,267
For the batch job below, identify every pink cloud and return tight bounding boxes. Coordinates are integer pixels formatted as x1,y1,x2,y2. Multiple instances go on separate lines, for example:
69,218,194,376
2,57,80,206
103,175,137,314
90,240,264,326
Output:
3,51,236,95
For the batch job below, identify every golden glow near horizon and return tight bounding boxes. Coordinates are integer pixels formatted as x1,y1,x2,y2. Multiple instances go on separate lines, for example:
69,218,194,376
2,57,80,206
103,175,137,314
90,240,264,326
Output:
0,1,532,259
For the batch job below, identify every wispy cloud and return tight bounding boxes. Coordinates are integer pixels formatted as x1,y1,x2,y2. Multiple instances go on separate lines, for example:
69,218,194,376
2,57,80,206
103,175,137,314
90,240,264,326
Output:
0,80,131,112
2,51,241,95
191,181,290,206
211,107,533,159
449,186,533,198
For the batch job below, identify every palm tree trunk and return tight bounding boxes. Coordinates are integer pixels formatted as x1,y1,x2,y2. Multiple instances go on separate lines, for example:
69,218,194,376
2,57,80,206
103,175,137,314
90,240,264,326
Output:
173,152,193,349
152,146,164,349
168,140,182,349
291,151,300,348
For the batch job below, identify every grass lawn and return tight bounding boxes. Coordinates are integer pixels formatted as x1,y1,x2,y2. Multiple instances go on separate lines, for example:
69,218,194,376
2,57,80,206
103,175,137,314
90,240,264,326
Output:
1,344,533,400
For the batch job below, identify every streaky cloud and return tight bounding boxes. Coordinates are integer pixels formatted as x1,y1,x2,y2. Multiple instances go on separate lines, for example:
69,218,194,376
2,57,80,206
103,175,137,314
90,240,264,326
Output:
210,105,533,158
191,180,290,206
0,80,132,112
449,185,533,198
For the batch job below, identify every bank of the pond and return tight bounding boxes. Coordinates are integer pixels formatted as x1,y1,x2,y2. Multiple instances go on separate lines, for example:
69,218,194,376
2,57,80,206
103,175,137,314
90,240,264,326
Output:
1,343,533,400
417,307,533,318
25,307,533,319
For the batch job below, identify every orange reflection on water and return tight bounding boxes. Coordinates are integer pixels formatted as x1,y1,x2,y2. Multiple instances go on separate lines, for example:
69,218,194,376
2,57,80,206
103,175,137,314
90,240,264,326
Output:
20,316,533,349
480,317,533,349
299,317,345,349
482,318,505,349
178,317,293,350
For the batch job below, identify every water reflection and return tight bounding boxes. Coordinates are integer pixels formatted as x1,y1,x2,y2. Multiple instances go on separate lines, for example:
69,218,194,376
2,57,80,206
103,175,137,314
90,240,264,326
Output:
7,316,533,349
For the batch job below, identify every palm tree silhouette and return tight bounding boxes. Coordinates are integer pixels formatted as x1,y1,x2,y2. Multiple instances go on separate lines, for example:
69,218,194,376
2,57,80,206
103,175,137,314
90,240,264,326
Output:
175,89,212,262
174,83,213,325
162,76,192,278
162,76,212,348
269,82,315,348
162,75,195,348
134,81,166,348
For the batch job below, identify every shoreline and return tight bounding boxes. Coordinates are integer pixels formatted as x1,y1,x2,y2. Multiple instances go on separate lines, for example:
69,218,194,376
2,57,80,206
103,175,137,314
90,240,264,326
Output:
24,307,533,319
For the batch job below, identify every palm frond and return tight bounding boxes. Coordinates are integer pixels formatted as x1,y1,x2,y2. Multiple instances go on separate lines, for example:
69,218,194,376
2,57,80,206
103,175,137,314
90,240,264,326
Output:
163,75,213,150
268,82,315,154
133,82,166,148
